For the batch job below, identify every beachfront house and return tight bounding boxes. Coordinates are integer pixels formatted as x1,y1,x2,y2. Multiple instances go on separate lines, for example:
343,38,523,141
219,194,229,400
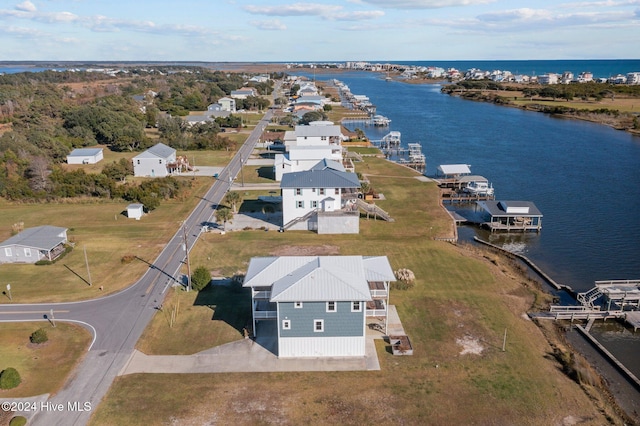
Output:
66,148,104,165
243,255,395,358
132,143,177,177
0,225,68,264
280,161,360,233
283,122,343,151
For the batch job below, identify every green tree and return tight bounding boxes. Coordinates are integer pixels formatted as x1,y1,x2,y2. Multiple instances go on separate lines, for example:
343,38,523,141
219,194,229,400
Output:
30,328,48,344
191,266,212,291
224,191,242,213
0,367,21,389
215,207,233,231
323,104,333,111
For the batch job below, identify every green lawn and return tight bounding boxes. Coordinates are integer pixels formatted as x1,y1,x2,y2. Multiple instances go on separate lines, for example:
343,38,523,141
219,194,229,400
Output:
90,154,616,425
0,177,214,303
0,322,91,397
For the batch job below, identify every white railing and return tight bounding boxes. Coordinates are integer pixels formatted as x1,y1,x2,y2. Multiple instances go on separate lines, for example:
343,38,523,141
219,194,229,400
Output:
366,309,387,317
253,310,277,319
253,291,271,299
370,289,388,298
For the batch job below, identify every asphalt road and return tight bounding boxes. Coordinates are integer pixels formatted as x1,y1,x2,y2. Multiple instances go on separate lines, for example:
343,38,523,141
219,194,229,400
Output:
0,108,274,425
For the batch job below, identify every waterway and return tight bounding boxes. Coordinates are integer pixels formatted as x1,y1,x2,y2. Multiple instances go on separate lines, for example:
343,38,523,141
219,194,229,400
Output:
302,70,640,382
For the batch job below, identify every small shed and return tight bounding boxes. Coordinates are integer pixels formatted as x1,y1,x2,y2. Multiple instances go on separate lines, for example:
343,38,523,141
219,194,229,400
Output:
127,204,144,220
67,148,104,164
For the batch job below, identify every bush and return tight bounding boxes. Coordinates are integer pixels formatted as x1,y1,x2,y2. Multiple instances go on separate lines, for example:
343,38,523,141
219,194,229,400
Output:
10,416,27,426
191,266,212,291
30,328,49,344
0,367,22,390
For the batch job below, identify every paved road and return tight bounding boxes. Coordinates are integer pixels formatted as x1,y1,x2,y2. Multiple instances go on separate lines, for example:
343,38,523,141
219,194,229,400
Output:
0,108,273,425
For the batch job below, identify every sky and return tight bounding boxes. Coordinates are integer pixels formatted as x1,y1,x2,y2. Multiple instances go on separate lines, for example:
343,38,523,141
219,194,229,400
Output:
0,0,639,62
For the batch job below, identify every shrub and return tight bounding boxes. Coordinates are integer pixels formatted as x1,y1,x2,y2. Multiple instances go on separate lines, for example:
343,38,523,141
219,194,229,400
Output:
30,328,49,344
121,254,136,264
9,416,27,426
191,266,212,291
0,367,22,390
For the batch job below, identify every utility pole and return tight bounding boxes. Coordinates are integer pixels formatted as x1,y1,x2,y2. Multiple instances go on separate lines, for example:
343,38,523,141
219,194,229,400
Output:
84,245,92,286
240,157,245,187
502,328,507,352
50,309,56,328
182,225,192,292
6,284,12,301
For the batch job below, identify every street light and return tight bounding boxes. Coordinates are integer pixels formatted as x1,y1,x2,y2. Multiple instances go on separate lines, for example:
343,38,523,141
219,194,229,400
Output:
182,225,192,292
240,157,245,187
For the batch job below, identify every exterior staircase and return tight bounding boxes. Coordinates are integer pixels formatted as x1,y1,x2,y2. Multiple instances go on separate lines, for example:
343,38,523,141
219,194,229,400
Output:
282,209,319,231
356,199,395,222
577,286,603,308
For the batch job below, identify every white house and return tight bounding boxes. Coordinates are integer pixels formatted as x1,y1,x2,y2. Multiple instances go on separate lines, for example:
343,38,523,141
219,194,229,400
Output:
0,226,68,264
283,122,343,151
280,161,361,233
243,255,396,358
230,88,257,99
66,148,104,165
127,203,144,220
627,72,640,85
132,143,177,177
274,145,342,181
217,97,236,112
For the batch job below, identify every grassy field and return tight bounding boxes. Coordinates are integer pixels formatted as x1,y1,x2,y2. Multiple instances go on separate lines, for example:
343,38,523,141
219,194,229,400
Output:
0,322,90,397
90,155,622,425
0,176,213,303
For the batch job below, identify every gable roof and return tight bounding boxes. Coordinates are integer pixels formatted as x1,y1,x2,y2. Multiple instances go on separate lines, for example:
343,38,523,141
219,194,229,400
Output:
243,256,395,302
280,168,359,189
68,148,103,157
437,164,471,175
310,159,345,172
0,226,67,250
134,143,176,160
295,124,342,138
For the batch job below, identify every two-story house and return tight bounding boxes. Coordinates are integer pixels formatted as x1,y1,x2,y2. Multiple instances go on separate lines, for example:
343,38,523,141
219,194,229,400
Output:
243,255,396,358
132,143,177,177
274,146,342,181
280,161,360,233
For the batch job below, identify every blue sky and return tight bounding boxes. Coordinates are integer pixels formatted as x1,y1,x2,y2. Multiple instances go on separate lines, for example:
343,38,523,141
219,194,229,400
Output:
1,0,639,61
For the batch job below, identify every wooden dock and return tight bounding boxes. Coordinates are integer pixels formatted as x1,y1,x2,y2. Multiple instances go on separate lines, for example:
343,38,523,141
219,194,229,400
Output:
626,311,640,331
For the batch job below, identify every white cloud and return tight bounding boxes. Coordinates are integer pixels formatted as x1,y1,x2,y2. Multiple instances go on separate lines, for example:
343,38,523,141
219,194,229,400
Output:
250,19,287,30
334,10,384,20
359,0,495,9
243,3,342,17
15,1,36,12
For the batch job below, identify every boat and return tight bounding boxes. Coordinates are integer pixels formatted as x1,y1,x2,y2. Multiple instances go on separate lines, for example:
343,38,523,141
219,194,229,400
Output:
462,180,494,196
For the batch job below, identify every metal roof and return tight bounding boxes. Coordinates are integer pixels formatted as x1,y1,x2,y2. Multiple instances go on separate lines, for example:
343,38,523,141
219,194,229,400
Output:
478,200,543,217
68,148,103,157
310,159,345,172
134,143,176,160
0,226,67,251
437,164,471,175
280,169,360,189
243,256,395,302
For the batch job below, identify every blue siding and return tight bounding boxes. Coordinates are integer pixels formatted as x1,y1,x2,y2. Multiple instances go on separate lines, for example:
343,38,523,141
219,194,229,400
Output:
278,301,364,338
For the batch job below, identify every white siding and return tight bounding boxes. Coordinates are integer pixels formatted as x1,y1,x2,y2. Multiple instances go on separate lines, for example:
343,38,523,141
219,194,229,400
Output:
278,336,365,358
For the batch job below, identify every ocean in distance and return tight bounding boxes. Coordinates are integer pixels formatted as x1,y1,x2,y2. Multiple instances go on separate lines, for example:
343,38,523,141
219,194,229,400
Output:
305,68,640,384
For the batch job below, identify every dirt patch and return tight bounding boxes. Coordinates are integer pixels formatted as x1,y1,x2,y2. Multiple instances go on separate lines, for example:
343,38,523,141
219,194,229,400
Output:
271,245,340,256
456,335,485,355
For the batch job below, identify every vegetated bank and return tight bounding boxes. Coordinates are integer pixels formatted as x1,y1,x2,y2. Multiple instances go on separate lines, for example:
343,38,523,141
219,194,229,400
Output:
441,81,640,136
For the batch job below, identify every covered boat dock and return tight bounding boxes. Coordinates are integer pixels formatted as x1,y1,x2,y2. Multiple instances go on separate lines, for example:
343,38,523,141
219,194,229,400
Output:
477,200,543,232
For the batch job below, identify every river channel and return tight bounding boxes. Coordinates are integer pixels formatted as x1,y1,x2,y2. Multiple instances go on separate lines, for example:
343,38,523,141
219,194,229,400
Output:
304,71,640,384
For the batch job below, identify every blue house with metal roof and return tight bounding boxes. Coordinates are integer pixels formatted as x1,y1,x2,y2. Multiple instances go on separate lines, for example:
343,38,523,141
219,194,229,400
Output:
243,256,396,358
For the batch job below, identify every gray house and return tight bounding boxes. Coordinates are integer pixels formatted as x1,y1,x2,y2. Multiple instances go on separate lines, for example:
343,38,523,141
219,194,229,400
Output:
132,143,177,177
0,226,68,264
243,255,395,358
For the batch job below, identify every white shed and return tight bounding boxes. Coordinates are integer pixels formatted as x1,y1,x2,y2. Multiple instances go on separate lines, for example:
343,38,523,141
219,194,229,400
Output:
127,203,144,220
67,148,104,164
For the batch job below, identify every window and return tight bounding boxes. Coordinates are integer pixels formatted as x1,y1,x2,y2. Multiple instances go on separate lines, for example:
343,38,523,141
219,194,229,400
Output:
296,200,304,208
4,248,11,257
311,200,318,208
159,159,163,164
282,319,291,330
312,188,316,193
295,188,302,195
319,188,325,195
352,301,362,312
137,159,141,165
24,248,31,257
326,301,336,312
314,319,324,332
294,302,303,309
335,188,340,195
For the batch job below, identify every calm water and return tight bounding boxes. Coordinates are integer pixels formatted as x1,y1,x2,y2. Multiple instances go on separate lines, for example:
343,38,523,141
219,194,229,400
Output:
307,70,640,380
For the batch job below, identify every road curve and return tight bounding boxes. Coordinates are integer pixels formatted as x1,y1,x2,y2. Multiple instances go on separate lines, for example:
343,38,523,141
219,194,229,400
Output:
0,108,273,425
